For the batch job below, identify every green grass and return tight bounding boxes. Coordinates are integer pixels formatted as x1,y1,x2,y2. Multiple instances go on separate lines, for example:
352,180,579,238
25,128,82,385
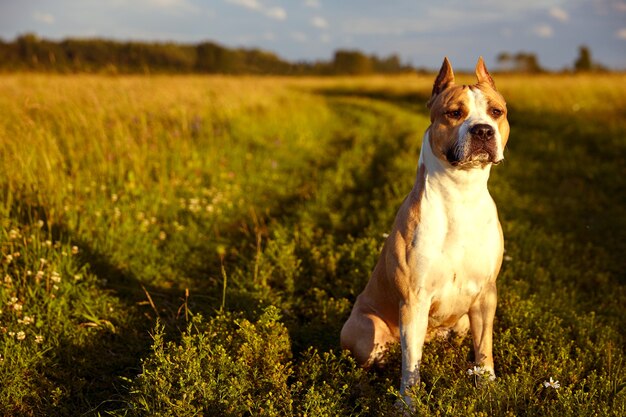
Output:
1,73,625,416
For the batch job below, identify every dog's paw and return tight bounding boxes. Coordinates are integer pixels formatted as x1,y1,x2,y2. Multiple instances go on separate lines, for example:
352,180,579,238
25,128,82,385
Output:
394,395,415,416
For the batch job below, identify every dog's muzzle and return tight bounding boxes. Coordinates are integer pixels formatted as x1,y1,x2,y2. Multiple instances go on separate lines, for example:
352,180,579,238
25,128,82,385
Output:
447,123,501,167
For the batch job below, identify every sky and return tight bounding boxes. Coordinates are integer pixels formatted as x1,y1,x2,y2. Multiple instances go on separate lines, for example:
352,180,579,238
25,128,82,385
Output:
1,0,625,71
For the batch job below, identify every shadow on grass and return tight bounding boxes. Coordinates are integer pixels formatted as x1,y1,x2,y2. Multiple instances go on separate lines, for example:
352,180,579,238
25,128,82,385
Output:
503,107,626,280
313,85,626,283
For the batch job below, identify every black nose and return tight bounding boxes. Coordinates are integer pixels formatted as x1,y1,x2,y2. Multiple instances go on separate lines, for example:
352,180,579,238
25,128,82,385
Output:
469,124,495,141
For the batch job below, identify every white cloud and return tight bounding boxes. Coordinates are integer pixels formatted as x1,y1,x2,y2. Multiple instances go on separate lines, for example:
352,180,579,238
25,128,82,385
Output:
33,12,55,24
142,0,198,12
617,28,626,40
226,0,287,20
340,9,503,37
266,7,287,20
549,7,569,22
304,0,321,8
533,24,553,38
311,16,328,29
291,32,307,42
320,33,331,43
615,2,626,12
148,0,185,6
342,18,428,36
228,0,261,10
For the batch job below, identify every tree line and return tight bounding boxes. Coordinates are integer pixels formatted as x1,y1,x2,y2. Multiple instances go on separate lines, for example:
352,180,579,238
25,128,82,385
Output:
496,46,607,73
0,34,610,75
0,34,412,75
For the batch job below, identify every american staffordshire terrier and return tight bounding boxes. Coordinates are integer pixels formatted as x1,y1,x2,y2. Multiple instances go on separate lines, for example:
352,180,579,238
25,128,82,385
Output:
340,57,510,403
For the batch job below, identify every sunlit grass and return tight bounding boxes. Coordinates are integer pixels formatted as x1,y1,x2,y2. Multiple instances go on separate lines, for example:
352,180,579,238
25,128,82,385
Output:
1,73,625,416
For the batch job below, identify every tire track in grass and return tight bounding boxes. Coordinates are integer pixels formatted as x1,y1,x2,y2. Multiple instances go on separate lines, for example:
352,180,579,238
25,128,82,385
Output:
227,92,429,354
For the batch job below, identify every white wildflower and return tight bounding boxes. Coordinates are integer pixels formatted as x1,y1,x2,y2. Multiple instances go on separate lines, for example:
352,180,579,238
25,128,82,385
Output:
35,335,44,344
16,331,26,341
467,365,496,381
9,297,23,312
467,365,483,376
543,377,560,389
188,198,201,213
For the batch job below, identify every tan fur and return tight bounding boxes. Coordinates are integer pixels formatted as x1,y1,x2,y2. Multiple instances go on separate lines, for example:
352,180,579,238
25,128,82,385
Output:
340,57,510,404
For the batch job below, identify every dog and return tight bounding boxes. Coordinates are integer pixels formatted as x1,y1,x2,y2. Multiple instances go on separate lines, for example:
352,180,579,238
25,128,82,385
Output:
340,57,510,404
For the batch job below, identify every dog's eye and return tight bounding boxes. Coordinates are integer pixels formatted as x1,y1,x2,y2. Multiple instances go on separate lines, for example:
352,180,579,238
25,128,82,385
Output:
446,110,463,119
490,108,503,118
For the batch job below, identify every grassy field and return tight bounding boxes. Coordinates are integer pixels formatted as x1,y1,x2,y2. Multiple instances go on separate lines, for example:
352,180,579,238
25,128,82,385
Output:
1,72,625,416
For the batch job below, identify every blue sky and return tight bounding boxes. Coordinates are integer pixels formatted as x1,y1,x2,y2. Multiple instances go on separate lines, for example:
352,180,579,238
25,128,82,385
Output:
1,0,625,70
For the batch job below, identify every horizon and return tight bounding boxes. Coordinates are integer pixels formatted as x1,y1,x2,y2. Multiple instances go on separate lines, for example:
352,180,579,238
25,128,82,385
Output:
1,1,625,71
2,33,617,74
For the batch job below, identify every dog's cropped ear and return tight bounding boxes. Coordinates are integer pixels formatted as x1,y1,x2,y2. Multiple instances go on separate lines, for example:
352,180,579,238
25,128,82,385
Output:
429,57,455,107
475,56,496,89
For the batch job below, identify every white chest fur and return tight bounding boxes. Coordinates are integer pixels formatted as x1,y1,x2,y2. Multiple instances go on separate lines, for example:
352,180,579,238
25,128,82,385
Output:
411,134,502,327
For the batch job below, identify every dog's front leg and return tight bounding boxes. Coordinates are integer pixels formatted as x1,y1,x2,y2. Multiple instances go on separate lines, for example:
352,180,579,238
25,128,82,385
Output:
468,282,497,377
399,289,430,403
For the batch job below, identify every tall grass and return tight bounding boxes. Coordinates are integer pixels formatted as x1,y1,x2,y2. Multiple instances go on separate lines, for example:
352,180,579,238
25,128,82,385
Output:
1,73,625,416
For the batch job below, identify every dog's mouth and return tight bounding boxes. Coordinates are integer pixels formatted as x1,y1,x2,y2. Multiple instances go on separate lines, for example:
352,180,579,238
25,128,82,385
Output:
445,143,502,167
